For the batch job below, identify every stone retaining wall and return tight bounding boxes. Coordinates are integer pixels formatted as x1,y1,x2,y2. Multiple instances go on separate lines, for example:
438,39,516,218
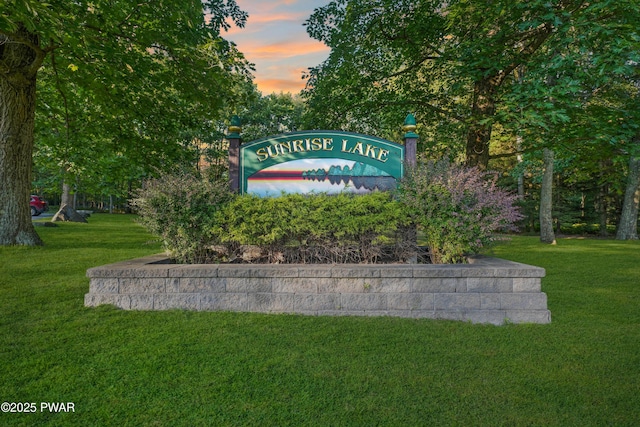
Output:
85,255,550,325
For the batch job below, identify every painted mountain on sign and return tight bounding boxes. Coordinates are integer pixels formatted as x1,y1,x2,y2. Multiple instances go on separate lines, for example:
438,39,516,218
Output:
302,162,396,191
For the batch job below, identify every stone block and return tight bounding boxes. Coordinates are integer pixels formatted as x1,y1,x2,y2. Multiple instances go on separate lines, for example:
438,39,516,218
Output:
201,293,248,311
331,266,381,278
480,294,502,309
467,278,513,293
98,265,171,278
413,265,463,278
494,266,545,278
273,278,320,294
341,293,387,311
90,278,119,294
501,293,548,310
434,293,480,310
178,277,225,293
119,278,165,294
379,266,414,278
513,278,542,293
294,294,340,311
318,278,381,294
226,278,272,293
169,266,219,278
387,293,434,310
254,266,300,278
153,294,200,310
130,295,154,310
216,266,253,278
458,267,500,278
413,278,465,293
248,293,295,313
374,278,412,293
166,278,180,293
297,266,333,278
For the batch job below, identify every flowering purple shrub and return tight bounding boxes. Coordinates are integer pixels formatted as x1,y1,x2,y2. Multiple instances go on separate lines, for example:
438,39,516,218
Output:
397,158,523,263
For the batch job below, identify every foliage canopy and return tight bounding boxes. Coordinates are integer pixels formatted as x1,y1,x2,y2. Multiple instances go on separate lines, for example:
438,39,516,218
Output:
0,0,253,245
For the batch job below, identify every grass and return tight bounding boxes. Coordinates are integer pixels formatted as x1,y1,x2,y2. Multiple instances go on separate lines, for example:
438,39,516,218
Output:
1,214,639,426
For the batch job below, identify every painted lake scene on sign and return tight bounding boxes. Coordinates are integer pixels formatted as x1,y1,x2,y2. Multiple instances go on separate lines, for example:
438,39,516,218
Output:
246,158,396,196
239,130,405,195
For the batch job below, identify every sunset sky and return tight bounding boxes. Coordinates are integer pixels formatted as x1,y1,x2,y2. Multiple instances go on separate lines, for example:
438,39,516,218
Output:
224,0,331,94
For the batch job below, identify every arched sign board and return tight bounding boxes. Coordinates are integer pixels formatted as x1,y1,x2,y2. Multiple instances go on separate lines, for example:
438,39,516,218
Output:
239,131,405,196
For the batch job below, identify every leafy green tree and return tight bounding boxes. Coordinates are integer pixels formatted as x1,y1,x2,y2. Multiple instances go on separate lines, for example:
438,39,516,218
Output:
505,4,640,239
239,91,307,142
303,0,593,166
1,0,250,245
303,1,638,168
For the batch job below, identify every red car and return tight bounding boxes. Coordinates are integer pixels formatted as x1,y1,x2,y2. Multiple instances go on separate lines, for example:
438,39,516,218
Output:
30,195,48,216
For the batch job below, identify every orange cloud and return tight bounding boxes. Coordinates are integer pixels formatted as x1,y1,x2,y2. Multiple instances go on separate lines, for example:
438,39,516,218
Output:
242,39,329,59
256,77,308,94
223,0,330,94
255,65,312,94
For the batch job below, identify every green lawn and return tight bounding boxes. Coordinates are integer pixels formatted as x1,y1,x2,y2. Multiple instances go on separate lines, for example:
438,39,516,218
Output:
1,214,639,426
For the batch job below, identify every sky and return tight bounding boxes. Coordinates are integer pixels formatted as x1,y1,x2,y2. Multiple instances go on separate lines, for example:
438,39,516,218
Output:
223,0,332,95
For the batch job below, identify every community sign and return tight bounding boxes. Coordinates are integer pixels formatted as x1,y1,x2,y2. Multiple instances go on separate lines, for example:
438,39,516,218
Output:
239,131,405,196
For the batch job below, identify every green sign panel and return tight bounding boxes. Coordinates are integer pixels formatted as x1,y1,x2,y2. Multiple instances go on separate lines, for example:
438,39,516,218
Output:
240,131,405,196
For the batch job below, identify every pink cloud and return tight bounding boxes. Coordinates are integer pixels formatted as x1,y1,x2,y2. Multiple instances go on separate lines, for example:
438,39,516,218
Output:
224,12,308,36
241,39,329,60
255,63,313,93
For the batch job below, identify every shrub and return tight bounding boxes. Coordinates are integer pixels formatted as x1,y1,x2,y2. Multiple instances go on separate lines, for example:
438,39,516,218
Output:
215,191,411,263
396,159,523,263
130,173,233,263
132,161,521,265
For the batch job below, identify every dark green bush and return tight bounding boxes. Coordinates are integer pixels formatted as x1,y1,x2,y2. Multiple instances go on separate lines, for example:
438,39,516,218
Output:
215,192,411,263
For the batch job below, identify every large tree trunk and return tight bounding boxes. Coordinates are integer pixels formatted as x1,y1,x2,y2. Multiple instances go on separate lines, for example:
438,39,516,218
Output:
0,26,46,246
616,155,640,240
516,137,525,198
595,159,613,237
540,148,556,244
465,79,496,170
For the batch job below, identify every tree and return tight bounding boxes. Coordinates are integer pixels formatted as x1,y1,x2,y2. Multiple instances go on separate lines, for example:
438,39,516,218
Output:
540,148,556,244
303,0,599,168
616,146,640,240
0,22,44,244
503,3,640,239
614,71,640,240
240,92,307,142
1,0,251,245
